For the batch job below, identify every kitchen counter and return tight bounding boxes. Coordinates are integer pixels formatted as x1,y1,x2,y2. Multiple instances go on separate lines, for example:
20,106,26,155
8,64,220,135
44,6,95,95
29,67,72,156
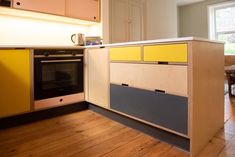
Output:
0,37,224,157
0,37,223,49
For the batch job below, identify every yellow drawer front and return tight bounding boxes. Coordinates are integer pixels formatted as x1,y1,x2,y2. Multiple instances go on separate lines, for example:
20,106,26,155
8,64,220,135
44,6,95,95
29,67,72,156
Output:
144,44,188,62
110,47,141,61
0,49,31,118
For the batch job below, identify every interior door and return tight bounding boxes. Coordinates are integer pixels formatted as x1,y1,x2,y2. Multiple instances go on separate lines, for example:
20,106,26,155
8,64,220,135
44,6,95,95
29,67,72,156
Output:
111,0,129,43
129,0,144,41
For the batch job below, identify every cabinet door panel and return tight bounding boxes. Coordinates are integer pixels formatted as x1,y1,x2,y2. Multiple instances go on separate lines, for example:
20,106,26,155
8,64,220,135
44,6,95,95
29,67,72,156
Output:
0,50,31,118
129,0,143,41
87,48,109,108
111,0,129,43
65,0,100,21
13,0,65,15
144,44,188,63
110,46,141,62
110,63,188,96
110,84,188,135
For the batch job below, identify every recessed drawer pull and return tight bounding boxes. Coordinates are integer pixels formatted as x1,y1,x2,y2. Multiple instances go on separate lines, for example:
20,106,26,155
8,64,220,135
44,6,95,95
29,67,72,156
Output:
154,89,165,93
121,83,129,87
158,62,168,65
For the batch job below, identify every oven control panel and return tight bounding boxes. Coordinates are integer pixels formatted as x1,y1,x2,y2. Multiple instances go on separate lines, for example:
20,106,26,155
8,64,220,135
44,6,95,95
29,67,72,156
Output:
34,49,84,57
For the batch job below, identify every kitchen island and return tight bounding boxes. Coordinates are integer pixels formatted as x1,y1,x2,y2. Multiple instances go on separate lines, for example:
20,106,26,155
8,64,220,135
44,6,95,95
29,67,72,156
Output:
0,37,224,157
85,37,224,157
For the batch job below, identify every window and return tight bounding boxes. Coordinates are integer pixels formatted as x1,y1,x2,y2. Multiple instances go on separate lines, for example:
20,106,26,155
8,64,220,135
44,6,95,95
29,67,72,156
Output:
209,2,235,54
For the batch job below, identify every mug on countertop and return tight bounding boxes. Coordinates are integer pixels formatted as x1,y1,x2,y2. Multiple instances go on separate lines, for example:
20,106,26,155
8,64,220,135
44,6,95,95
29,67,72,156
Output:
71,33,85,46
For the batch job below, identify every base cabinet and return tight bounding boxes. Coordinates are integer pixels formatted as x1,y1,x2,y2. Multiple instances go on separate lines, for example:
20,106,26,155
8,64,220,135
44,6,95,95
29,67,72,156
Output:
87,48,109,108
0,49,31,118
110,84,188,135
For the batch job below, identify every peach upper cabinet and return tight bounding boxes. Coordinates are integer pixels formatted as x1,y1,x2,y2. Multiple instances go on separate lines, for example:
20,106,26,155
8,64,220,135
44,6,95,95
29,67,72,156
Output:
12,0,65,16
12,0,100,22
65,0,100,22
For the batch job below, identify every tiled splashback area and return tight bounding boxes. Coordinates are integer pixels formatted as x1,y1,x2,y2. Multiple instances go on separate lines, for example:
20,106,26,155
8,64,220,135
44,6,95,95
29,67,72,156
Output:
0,10,102,46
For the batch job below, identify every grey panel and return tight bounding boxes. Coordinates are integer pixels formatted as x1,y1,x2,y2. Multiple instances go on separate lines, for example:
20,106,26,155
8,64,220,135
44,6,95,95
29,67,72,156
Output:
110,84,188,135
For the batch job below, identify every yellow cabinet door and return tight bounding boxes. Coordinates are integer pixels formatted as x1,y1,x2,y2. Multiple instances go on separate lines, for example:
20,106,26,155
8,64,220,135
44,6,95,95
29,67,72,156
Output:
144,44,188,63
110,46,142,62
0,49,31,118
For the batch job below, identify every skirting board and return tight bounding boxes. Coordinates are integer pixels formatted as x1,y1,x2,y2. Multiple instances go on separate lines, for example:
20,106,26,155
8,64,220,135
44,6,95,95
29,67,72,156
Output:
89,103,190,151
0,102,88,129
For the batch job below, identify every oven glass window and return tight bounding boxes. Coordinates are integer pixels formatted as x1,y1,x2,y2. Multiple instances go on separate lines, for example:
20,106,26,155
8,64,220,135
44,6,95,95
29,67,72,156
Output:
34,58,84,100
42,62,78,91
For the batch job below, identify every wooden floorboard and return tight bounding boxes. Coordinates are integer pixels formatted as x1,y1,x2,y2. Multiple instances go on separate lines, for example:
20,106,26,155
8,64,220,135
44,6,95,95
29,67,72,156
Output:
1,92,235,157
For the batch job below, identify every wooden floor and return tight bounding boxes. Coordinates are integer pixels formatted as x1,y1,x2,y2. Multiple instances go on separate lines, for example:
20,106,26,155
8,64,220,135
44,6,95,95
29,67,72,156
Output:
0,93,235,157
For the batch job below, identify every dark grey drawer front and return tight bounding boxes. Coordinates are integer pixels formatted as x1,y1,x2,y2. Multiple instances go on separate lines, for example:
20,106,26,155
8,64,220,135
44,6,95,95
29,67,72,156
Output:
110,84,188,135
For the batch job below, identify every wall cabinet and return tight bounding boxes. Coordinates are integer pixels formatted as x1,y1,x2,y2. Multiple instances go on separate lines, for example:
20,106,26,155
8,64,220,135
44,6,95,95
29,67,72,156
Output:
10,0,100,22
12,0,65,16
87,48,109,108
0,49,31,118
65,0,100,22
110,0,144,43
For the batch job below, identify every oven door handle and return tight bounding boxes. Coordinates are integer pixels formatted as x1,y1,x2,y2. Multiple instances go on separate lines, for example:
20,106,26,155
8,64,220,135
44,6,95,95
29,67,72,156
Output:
41,59,82,63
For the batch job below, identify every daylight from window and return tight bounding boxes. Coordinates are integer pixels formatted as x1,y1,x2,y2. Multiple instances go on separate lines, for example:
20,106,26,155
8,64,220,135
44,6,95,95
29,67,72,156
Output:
209,2,235,54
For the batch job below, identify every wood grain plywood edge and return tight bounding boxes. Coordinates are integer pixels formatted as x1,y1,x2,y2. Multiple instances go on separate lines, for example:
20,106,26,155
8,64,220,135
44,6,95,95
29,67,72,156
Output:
84,49,89,102
29,49,34,112
187,41,193,142
189,41,224,157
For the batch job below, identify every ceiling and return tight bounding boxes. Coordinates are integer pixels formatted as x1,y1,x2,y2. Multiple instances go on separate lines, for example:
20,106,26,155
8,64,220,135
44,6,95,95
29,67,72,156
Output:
177,0,206,6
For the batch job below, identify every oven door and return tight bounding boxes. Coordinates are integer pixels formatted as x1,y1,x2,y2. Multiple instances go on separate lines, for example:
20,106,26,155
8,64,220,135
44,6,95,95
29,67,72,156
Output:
34,56,84,100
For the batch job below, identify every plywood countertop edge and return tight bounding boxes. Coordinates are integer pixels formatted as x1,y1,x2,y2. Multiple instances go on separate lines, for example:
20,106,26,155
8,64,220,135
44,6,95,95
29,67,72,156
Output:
0,37,224,49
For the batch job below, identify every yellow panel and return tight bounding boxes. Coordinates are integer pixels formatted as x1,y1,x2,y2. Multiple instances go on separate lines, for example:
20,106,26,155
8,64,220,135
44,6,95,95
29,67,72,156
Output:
110,46,141,61
144,44,188,62
0,49,31,118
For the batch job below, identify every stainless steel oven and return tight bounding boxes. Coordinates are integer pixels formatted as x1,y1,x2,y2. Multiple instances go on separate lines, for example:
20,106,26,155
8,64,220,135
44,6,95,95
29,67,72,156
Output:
34,49,84,110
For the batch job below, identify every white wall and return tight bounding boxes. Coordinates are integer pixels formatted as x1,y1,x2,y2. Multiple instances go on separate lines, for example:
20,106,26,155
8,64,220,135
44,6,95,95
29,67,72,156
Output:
101,0,110,44
179,0,229,38
0,7,104,46
145,0,178,40
87,0,109,44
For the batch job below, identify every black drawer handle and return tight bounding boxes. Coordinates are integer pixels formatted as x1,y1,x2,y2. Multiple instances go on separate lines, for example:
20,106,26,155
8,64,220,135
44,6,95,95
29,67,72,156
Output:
121,83,129,87
16,2,21,5
154,89,165,93
158,62,168,65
